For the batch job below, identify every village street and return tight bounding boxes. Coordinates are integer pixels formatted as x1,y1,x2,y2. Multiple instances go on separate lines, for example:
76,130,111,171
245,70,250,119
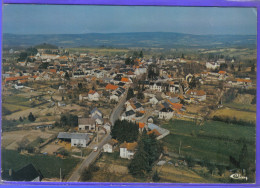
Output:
67,90,127,182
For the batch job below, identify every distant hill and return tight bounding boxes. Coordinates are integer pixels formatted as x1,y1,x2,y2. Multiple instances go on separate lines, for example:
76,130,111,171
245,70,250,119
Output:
34,43,58,49
3,32,256,49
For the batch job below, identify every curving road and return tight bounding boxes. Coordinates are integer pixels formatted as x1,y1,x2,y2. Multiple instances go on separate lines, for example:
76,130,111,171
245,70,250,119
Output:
67,89,127,182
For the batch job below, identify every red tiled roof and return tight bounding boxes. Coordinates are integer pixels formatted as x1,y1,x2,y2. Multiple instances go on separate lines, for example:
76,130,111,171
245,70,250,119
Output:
88,90,96,95
106,83,118,90
236,78,252,83
139,122,145,129
147,129,161,136
121,77,130,82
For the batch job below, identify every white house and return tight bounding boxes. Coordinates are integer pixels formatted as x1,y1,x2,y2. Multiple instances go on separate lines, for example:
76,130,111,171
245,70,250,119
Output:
149,82,162,92
14,83,24,89
206,62,220,70
110,94,119,102
79,94,88,101
103,120,112,133
159,107,174,120
78,118,96,131
88,90,100,101
103,139,118,153
119,142,138,159
92,114,104,125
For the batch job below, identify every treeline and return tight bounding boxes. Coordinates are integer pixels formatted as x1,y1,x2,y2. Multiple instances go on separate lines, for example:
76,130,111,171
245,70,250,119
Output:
212,115,255,127
54,113,78,127
128,130,162,177
111,120,139,142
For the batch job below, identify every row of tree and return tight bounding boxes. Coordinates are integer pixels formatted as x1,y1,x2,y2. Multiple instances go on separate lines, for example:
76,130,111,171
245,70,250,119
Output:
110,120,139,142
56,113,78,127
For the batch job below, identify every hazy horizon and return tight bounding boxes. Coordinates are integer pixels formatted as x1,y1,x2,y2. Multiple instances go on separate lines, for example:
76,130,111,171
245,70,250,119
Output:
3,5,257,35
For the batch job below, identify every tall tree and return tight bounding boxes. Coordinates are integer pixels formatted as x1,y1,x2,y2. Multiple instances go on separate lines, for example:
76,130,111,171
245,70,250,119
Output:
139,51,143,58
126,88,134,100
65,71,70,80
137,90,144,100
28,112,36,122
128,141,149,177
251,63,255,72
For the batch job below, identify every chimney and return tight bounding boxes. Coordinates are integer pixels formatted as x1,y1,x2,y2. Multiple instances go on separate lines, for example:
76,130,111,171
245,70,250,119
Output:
9,169,12,177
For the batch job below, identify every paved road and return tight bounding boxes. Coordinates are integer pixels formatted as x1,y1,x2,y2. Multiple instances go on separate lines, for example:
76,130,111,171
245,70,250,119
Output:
110,88,128,124
67,133,111,182
67,88,127,182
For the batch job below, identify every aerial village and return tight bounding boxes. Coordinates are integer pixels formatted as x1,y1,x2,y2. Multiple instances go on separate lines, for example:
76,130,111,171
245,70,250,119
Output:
1,46,256,182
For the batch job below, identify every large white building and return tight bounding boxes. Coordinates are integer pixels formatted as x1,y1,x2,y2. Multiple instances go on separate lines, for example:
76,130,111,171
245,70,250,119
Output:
57,132,90,147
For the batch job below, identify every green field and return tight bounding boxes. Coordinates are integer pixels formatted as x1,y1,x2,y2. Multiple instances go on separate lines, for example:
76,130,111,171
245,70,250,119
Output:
224,102,256,112
1,149,81,179
161,120,255,164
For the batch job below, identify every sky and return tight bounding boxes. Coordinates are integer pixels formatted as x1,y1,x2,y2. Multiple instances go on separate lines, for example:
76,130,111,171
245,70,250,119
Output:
2,5,257,35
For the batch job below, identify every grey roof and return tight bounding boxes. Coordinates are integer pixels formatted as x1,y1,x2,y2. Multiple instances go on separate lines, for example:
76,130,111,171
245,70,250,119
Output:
161,107,174,112
134,102,142,109
78,118,95,125
162,102,170,108
148,123,169,135
90,107,102,115
169,97,180,103
58,132,90,140
92,114,103,121
125,110,135,117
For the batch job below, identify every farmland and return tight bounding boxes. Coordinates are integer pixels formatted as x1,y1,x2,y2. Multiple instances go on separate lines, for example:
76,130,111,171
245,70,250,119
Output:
2,149,81,180
161,120,255,165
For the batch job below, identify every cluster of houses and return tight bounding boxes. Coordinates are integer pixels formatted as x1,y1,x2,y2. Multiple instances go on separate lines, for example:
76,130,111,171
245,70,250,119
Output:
57,107,112,147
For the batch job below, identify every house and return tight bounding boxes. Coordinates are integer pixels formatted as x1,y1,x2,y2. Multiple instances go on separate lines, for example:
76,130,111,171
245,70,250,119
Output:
159,107,174,120
88,90,100,101
121,77,131,83
149,96,159,105
92,114,104,125
57,132,90,147
57,101,66,107
2,164,43,182
147,123,170,140
139,122,146,132
14,83,24,89
150,82,162,92
206,62,220,70
90,107,103,118
236,78,252,88
106,83,118,91
186,89,206,101
79,94,88,101
78,118,96,131
58,85,66,94
121,110,135,121
120,142,138,159
103,139,118,153
110,94,119,102
103,120,112,133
